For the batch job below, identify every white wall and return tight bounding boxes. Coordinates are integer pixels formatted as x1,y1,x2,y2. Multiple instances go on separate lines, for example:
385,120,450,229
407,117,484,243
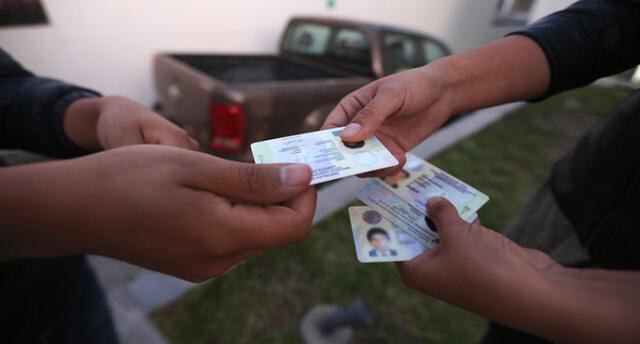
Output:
529,0,577,22
0,0,519,106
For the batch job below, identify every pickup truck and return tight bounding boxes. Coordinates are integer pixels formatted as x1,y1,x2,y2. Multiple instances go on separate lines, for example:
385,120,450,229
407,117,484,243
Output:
154,16,451,161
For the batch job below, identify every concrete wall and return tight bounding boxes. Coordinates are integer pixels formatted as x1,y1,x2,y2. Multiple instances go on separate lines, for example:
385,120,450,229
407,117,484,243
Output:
0,0,520,106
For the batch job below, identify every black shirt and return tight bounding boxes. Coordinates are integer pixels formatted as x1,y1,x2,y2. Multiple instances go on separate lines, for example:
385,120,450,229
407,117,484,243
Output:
0,49,101,337
512,0,640,269
0,48,98,158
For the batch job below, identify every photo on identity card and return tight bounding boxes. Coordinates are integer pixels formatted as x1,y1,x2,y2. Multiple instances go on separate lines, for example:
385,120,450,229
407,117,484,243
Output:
348,206,434,263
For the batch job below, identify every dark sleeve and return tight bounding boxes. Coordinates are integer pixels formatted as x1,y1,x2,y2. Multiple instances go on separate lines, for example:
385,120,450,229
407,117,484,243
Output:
0,48,100,158
509,0,640,100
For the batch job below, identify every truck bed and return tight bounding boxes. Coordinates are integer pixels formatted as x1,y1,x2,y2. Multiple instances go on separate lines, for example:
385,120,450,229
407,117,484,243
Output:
170,54,350,83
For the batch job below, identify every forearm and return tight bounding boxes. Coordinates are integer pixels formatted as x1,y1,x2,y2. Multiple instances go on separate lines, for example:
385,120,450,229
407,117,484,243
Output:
429,0,640,114
543,268,640,343
404,196,640,343
428,35,550,114
0,161,85,260
478,267,640,343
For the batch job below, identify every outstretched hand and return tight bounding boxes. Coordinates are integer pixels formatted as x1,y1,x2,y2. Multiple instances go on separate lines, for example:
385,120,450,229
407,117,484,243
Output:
1,145,316,282
321,67,454,176
397,197,563,336
64,96,199,151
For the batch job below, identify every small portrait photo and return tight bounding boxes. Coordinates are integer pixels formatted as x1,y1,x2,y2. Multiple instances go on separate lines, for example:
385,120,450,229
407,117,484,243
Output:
362,210,382,225
349,206,434,263
381,169,410,189
366,227,398,258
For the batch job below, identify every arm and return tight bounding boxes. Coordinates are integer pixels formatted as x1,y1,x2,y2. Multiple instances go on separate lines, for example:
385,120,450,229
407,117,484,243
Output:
545,268,640,343
0,48,98,157
426,35,549,114
397,197,640,344
0,145,315,282
0,48,197,156
322,0,640,173
320,35,549,173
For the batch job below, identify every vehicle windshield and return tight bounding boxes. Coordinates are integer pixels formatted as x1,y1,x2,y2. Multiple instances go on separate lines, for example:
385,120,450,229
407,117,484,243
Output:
283,21,372,72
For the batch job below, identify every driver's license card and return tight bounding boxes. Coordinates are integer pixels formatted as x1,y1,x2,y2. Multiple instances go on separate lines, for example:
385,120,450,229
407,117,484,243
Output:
250,127,399,185
356,180,479,247
348,206,478,263
375,153,489,220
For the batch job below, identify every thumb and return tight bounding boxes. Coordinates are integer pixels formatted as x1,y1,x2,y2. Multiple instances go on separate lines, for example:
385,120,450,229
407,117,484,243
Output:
339,86,403,142
192,159,313,204
426,196,466,240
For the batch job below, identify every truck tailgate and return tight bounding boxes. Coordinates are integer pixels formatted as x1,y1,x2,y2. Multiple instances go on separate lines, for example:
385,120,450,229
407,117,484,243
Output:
170,54,353,83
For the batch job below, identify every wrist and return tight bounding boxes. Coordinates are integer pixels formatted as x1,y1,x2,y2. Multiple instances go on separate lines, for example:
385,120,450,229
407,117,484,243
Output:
486,265,578,343
420,36,550,114
418,60,460,115
63,96,109,151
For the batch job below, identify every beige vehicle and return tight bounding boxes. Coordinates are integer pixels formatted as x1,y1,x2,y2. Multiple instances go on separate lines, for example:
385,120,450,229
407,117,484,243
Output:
154,16,450,161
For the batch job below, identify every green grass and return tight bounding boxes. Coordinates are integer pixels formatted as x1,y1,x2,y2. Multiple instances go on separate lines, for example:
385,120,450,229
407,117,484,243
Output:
152,86,627,344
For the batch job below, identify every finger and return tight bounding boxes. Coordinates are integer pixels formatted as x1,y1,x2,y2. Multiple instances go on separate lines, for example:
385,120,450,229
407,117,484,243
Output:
153,129,193,150
395,245,442,290
206,249,264,279
321,85,376,130
225,187,316,250
339,86,403,142
426,196,466,241
395,261,415,282
321,101,352,130
173,249,263,282
103,131,145,148
157,136,191,149
188,137,200,151
356,153,407,178
357,166,402,179
189,157,313,204
219,249,262,265
283,184,317,219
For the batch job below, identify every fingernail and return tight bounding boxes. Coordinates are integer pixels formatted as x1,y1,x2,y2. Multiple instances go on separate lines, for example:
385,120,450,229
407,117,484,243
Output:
280,164,310,187
340,123,361,137
427,196,445,207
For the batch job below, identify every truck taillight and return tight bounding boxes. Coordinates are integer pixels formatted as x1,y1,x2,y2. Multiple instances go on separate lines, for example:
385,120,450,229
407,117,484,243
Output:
210,104,246,153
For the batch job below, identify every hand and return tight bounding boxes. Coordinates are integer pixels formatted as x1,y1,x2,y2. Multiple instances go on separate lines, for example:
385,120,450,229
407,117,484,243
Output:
321,36,551,177
1,145,315,282
397,197,640,343
64,96,199,151
397,196,562,324
321,66,454,175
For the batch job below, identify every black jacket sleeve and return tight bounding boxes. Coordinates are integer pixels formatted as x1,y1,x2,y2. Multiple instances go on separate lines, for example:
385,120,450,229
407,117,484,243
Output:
0,48,100,158
510,0,640,100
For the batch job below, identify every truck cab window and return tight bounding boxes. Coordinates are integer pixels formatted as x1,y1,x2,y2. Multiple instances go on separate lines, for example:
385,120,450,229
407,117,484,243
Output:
284,23,331,56
284,22,371,72
327,28,371,69
383,33,418,74
422,40,447,63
